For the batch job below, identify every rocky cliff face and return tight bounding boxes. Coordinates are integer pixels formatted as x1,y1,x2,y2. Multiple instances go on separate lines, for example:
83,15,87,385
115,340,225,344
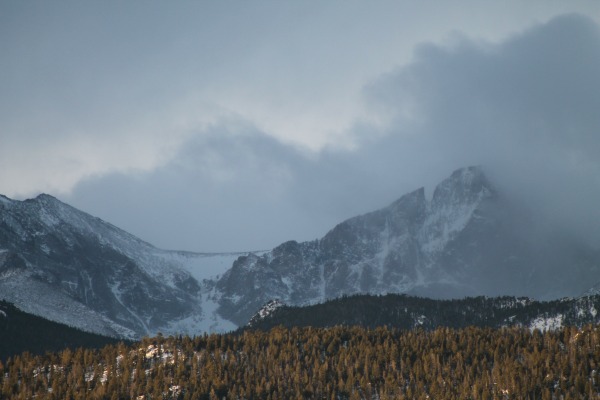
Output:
210,166,600,326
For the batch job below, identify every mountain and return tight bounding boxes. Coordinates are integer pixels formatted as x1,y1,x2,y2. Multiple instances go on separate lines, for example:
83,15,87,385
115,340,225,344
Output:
0,193,248,338
2,166,599,337
245,293,600,332
209,166,600,326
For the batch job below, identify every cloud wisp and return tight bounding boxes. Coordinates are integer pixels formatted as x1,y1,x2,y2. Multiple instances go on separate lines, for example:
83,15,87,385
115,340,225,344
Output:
364,13,600,244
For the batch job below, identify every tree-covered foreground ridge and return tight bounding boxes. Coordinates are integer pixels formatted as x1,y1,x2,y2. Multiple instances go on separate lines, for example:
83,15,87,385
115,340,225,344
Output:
2,325,600,399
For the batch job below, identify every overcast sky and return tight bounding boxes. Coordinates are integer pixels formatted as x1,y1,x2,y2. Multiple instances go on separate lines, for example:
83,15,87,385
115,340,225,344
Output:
1,1,600,252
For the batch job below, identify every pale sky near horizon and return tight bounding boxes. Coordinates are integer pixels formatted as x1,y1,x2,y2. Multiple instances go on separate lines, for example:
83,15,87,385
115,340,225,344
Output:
1,1,600,252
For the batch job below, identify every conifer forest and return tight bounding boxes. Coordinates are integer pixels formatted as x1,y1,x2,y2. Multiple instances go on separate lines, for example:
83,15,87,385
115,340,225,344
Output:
2,325,599,399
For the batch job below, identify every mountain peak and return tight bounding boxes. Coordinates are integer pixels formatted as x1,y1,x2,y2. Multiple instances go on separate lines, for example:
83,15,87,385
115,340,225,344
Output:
31,193,67,209
451,165,484,180
0,194,13,207
34,193,58,202
36,193,53,198
446,165,488,188
431,166,493,207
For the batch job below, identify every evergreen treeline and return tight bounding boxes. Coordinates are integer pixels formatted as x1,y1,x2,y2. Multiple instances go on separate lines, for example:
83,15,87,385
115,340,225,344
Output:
247,294,600,331
0,301,123,361
2,325,600,399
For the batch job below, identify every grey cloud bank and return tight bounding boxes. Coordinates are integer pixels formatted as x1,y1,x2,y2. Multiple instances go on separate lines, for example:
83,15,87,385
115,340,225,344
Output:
3,1,599,196
65,14,600,252
366,14,600,242
1,2,599,252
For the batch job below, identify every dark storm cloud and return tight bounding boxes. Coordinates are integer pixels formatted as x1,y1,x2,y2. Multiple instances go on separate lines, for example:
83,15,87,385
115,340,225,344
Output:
68,14,600,251
363,13,600,244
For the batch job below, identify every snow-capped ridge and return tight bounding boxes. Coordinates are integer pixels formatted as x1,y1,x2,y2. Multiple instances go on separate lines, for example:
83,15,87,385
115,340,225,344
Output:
2,165,599,336
247,299,285,327
209,165,600,327
0,195,13,206
0,193,258,338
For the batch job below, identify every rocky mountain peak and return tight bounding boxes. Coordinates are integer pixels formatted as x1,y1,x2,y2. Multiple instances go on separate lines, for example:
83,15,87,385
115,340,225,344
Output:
418,166,495,258
210,166,600,326
431,166,493,207
0,195,14,207
33,193,59,202
213,168,504,325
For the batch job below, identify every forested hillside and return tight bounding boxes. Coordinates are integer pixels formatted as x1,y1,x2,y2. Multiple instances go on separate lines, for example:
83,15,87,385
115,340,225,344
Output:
1,325,599,399
0,301,123,361
247,294,600,331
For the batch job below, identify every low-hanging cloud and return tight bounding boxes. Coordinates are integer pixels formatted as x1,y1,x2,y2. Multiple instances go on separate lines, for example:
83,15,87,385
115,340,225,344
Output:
66,13,600,252
364,13,600,244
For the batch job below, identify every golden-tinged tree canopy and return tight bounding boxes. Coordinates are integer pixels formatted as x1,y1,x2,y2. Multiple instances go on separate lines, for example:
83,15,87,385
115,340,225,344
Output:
1,325,599,399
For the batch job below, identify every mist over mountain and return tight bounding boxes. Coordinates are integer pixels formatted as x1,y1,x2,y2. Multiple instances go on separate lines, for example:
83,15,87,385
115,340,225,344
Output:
1,166,599,337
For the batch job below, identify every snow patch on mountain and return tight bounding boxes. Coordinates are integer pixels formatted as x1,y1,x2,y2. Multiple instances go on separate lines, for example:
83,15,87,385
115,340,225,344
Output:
197,291,238,333
248,300,285,327
530,314,564,331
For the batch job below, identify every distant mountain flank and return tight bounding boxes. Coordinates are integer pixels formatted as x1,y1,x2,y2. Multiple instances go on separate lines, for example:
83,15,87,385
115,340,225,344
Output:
1,166,599,337
210,166,600,326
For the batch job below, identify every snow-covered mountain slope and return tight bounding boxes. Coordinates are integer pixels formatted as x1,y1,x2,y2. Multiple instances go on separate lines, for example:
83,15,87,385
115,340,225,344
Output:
209,166,600,326
0,194,251,338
